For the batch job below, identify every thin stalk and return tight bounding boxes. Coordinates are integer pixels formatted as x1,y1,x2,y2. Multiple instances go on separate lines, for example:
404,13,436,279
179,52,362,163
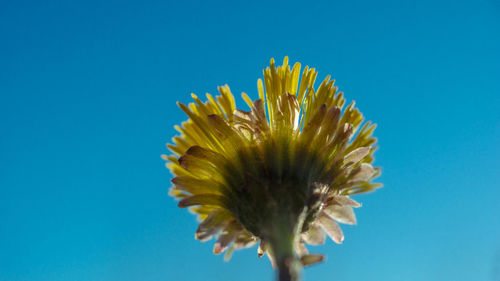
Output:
266,209,307,281
273,241,301,281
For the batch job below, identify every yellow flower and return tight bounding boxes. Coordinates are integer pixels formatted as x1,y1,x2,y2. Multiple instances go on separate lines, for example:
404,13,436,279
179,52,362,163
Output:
163,57,381,281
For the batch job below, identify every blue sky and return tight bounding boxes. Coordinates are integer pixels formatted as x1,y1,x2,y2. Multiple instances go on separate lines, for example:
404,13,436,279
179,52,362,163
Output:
1,0,499,280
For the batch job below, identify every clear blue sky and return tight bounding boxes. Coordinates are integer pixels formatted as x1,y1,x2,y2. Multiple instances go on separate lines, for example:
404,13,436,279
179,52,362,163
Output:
1,0,499,280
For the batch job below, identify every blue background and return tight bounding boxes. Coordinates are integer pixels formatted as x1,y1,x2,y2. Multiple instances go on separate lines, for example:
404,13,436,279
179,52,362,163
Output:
1,0,499,280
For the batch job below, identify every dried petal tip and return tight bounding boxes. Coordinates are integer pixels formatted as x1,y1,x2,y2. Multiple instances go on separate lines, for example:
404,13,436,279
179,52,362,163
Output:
257,240,266,258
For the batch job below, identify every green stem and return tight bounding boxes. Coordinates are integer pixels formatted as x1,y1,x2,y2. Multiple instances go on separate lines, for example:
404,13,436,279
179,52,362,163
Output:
274,246,301,281
266,213,305,281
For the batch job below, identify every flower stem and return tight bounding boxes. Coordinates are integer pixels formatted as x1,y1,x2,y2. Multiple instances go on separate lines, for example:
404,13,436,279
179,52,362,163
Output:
266,213,305,281
269,234,302,281
275,252,301,281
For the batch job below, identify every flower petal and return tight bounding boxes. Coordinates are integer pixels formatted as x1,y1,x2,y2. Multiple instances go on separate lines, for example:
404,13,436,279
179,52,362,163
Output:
300,254,325,267
343,147,371,167
294,242,309,257
214,230,238,254
302,222,326,245
350,163,375,182
178,194,227,208
213,222,241,254
319,214,344,244
233,233,258,249
327,195,361,208
171,176,224,195
323,205,357,225
223,244,235,261
266,251,277,269
196,210,232,241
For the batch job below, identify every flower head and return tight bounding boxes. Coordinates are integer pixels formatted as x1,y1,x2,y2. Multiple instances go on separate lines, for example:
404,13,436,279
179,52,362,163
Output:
163,57,381,279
